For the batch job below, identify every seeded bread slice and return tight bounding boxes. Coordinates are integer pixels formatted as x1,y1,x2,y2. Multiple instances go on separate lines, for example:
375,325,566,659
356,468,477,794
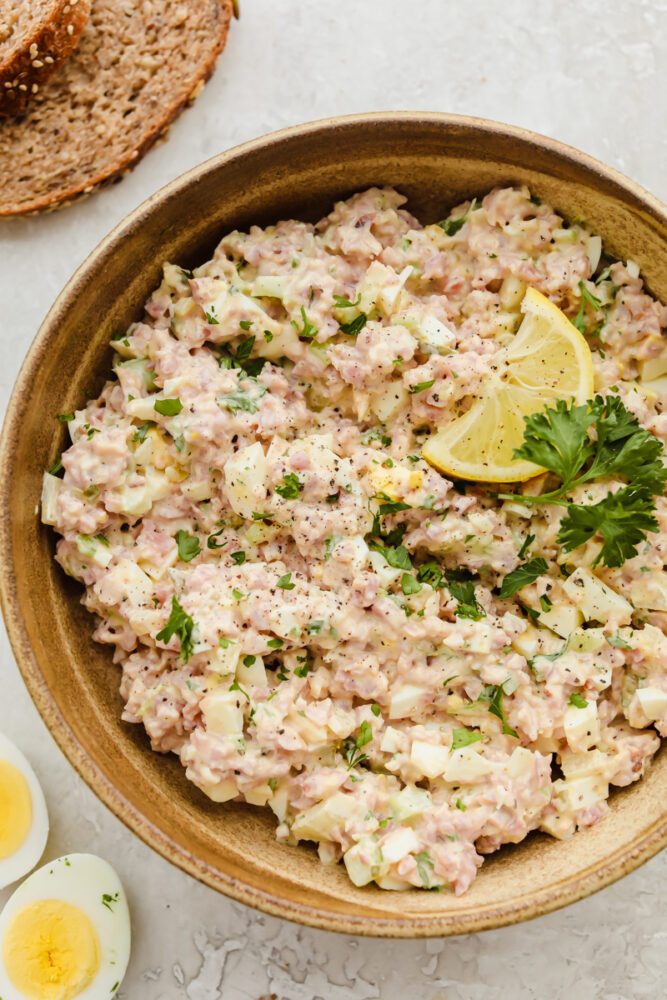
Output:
0,0,91,116
0,0,234,216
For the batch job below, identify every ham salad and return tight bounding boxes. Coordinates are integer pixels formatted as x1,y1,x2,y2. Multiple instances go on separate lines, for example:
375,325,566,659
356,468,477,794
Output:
42,187,667,894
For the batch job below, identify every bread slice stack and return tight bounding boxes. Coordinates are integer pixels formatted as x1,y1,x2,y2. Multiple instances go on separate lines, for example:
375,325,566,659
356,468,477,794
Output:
0,0,92,116
0,0,235,216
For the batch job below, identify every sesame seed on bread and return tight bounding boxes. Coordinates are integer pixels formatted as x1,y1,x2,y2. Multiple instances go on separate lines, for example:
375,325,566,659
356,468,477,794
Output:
0,0,234,216
0,0,91,117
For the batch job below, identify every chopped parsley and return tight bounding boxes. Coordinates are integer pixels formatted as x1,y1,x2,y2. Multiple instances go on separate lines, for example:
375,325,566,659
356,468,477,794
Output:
132,422,152,443
154,397,183,416
207,528,225,549
291,306,317,340
229,680,250,701
479,680,518,738
277,573,295,590
414,850,435,888
230,550,246,564
371,492,412,517
572,280,603,334
235,335,255,362
568,692,588,708
220,378,267,414
445,572,485,621
517,532,535,560
417,561,445,589
361,427,392,448
175,530,200,562
608,630,632,650
438,197,477,236
294,655,311,677
101,892,119,911
333,293,362,309
498,557,549,598
339,313,367,336
401,573,421,595
368,542,412,571
275,472,302,500
451,727,484,750
344,720,373,769
408,379,435,395
156,596,195,663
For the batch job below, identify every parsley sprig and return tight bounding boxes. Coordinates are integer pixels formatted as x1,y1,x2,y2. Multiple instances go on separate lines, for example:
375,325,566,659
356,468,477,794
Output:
498,396,667,567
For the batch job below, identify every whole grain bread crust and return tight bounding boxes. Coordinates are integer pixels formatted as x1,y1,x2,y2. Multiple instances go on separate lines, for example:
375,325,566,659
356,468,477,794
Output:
0,0,234,216
0,0,92,116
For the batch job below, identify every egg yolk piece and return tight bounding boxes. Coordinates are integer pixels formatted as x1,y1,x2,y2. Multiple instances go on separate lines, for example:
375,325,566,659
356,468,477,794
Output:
4,900,101,1000
0,759,32,858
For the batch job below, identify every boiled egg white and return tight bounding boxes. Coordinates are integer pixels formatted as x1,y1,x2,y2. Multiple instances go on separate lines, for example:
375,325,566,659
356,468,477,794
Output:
0,853,131,1000
0,732,48,889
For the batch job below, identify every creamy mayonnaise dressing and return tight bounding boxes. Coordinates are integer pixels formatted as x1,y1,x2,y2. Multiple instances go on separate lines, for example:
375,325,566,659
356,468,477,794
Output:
43,187,667,893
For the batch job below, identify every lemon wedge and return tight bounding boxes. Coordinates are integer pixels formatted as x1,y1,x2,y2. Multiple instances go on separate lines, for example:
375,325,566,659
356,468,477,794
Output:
421,286,595,482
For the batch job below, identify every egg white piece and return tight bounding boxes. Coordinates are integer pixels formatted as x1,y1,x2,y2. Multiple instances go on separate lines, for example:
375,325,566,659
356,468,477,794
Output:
0,853,131,1000
0,732,49,889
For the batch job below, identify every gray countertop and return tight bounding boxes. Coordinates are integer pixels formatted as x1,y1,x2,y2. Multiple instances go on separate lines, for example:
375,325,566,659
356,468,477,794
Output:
1,1,665,997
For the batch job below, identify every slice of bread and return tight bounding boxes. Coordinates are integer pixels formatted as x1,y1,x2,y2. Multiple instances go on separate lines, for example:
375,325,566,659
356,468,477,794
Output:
0,0,234,216
0,0,91,117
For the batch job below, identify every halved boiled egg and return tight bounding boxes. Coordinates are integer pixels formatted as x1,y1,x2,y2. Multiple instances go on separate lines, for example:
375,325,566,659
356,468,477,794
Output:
0,853,131,1000
0,732,48,889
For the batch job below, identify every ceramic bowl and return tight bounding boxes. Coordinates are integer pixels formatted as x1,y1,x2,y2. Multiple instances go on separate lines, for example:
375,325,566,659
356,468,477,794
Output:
1,113,665,937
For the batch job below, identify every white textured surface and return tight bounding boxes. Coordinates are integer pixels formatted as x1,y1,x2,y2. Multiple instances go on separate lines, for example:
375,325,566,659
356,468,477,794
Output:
1,1,666,996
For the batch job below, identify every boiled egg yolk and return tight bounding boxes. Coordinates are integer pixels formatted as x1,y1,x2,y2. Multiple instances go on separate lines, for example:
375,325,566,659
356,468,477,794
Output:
0,760,32,859
3,900,101,1000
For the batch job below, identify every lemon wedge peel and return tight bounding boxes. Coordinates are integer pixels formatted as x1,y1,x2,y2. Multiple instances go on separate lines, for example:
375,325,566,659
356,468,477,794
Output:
421,287,595,483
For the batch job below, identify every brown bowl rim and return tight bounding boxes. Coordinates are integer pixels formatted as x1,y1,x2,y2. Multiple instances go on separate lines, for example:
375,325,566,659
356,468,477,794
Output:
1,111,666,937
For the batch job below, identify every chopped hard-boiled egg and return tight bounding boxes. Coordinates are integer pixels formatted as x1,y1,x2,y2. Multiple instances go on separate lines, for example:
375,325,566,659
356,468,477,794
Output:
0,853,130,1000
563,699,601,751
0,732,48,890
562,568,632,624
635,685,667,722
224,442,268,520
